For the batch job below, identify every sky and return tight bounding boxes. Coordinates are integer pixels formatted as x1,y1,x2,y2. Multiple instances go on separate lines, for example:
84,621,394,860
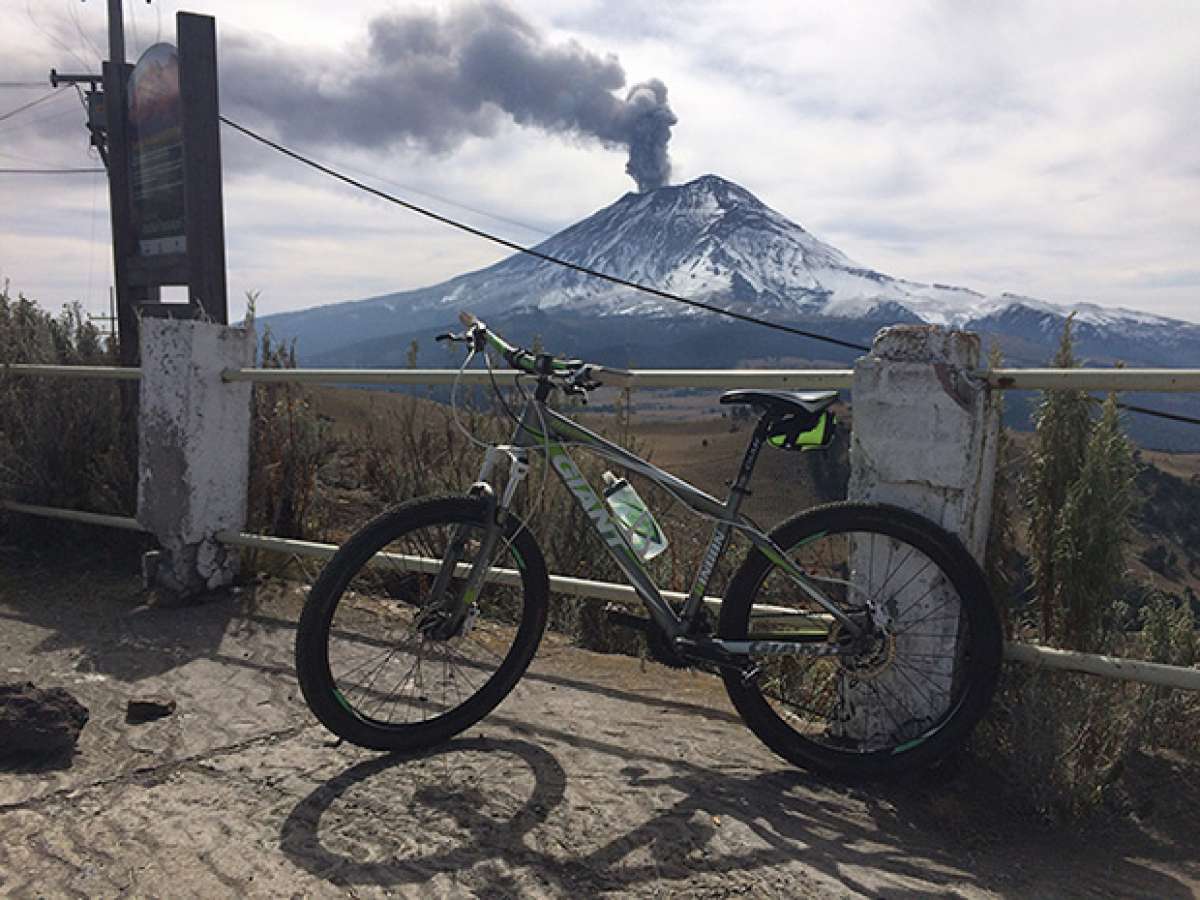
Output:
1,0,1197,326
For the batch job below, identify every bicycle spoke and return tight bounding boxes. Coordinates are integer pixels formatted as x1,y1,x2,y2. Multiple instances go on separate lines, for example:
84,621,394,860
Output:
319,508,536,732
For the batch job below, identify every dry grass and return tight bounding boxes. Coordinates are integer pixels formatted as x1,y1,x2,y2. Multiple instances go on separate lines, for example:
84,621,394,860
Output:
0,287,138,551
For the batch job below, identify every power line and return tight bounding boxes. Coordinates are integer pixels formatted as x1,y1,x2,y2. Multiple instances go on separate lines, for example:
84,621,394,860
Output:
0,88,67,123
0,82,50,88
1109,399,1200,428
218,115,873,354
0,102,81,136
216,115,1200,427
0,167,106,174
25,0,92,72
67,0,105,62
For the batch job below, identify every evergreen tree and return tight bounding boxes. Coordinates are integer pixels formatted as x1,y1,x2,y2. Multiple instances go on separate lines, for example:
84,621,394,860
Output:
984,345,1020,638
1051,394,1136,649
1027,316,1092,643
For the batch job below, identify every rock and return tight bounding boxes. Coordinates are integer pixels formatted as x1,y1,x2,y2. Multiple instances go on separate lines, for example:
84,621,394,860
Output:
126,695,177,723
0,682,89,758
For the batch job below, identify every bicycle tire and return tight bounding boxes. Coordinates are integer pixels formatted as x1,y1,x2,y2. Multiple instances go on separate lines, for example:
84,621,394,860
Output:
719,502,1002,778
295,494,549,751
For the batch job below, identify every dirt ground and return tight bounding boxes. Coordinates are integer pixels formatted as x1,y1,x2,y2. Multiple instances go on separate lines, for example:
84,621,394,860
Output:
1,557,1197,899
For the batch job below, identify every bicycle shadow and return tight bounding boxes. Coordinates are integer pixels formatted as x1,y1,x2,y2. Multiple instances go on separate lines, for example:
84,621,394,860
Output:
277,736,1198,898
278,737,569,890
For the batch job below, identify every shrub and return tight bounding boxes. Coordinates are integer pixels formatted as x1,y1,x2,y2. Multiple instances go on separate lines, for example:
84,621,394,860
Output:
0,285,138,549
244,307,336,541
974,321,1168,821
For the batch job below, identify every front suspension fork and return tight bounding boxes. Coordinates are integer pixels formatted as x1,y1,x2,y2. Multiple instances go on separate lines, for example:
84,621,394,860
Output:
420,447,529,639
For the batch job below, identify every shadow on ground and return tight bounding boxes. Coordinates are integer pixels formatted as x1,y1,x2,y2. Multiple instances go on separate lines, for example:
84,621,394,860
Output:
279,736,1199,898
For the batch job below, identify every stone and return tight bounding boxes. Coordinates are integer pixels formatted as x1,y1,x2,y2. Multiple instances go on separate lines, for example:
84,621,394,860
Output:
0,682,89,758
126,695,177,723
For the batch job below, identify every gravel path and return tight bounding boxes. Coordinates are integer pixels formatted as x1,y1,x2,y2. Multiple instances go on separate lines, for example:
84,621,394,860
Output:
1,563,1196,898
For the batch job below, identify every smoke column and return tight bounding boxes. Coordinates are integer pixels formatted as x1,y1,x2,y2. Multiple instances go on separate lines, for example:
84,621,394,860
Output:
223,1,676,191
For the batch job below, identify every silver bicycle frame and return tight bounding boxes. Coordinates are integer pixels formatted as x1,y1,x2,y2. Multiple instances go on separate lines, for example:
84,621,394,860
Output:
490,394,861,644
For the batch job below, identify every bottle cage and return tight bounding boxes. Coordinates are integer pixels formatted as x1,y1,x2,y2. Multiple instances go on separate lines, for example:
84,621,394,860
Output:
766,410,836,452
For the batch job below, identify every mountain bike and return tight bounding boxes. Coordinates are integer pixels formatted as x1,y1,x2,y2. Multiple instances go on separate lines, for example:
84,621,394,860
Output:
295,313,1003,778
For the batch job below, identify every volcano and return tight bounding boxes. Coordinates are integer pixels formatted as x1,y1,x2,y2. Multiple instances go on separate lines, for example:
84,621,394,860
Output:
262,174,1200,447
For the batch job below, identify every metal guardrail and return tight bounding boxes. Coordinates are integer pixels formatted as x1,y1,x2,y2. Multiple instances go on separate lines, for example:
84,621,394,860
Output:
7,363,1200,392
0,500,147,532
4,361,1200,692
2,363,142,380
2,504,1194,688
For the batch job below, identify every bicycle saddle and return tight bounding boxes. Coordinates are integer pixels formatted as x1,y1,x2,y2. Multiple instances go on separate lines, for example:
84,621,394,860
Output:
718,390,837,418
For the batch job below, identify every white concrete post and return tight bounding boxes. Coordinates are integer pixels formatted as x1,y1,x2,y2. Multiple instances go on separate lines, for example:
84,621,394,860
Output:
137,319,255,595
837,324,1000,747
849,325,999,555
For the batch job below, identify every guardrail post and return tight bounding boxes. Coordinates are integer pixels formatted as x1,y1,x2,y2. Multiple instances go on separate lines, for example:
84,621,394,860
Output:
838,324,1000,744
137,318,255,595
849,325,999,557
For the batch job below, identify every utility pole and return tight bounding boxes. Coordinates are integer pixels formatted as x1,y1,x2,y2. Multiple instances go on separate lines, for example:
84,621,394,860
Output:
107,0,125,67
56,1,226,364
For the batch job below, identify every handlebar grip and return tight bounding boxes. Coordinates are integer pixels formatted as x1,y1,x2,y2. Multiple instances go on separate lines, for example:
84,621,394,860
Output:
434,332,453,342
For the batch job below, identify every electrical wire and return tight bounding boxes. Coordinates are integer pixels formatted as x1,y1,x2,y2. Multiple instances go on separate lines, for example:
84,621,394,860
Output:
0,167,106,174
0,148,57,165
218,114,872,355
25,0,92,71
1107,398,1200,427
315,155,551,240
67,0,104,62
218,115,1200,429
0,82,50,88
0,102,82,136
0,89,67,123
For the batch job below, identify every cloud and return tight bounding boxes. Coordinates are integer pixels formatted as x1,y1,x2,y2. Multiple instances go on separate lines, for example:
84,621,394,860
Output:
219,1,676,191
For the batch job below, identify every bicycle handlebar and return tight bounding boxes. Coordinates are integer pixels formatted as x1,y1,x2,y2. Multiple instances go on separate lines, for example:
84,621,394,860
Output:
435,311,635,391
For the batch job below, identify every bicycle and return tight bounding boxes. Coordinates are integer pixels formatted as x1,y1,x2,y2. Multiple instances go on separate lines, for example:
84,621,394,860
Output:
295,312,1003,779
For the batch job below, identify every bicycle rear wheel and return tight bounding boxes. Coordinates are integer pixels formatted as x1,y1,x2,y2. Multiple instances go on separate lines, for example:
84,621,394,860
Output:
719,502,1001,778
295,495,549,751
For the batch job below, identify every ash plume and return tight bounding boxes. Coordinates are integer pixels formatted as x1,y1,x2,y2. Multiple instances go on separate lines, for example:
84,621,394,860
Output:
222,1,675,192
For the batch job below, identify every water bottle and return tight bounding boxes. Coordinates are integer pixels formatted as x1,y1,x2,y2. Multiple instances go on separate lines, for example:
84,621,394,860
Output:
602,471,668,561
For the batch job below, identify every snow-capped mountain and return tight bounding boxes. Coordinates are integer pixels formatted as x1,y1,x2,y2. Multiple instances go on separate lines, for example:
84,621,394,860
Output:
266,174,1196,360
262,174,1199,446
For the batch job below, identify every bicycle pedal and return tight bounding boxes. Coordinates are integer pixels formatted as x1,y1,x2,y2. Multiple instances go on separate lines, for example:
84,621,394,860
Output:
603,604,654,634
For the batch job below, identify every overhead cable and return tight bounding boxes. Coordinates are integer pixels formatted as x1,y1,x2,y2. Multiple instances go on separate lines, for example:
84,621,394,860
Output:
0,88,66,123
0,167,106,174
218,114,872,354
216,115,1200,428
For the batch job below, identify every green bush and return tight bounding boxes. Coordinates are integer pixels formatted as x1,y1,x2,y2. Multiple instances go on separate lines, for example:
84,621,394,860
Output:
976,319,1197,821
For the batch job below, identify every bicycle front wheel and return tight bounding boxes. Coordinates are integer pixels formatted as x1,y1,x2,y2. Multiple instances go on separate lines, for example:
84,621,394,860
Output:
295,495,549,752
719,502,1002,778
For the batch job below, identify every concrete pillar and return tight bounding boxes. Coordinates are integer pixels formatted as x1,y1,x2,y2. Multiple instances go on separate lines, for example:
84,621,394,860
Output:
137,319,255,595
836,324,1000,747
849,325,998,558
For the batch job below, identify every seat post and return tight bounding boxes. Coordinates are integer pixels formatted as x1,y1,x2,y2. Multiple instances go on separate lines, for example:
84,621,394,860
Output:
729,412,775,496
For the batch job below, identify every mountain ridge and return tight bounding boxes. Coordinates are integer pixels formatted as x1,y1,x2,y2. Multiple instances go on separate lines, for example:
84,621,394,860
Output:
260,174,1200,447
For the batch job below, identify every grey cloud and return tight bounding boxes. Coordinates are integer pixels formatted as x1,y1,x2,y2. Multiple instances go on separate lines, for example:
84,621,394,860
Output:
220,1,675,192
